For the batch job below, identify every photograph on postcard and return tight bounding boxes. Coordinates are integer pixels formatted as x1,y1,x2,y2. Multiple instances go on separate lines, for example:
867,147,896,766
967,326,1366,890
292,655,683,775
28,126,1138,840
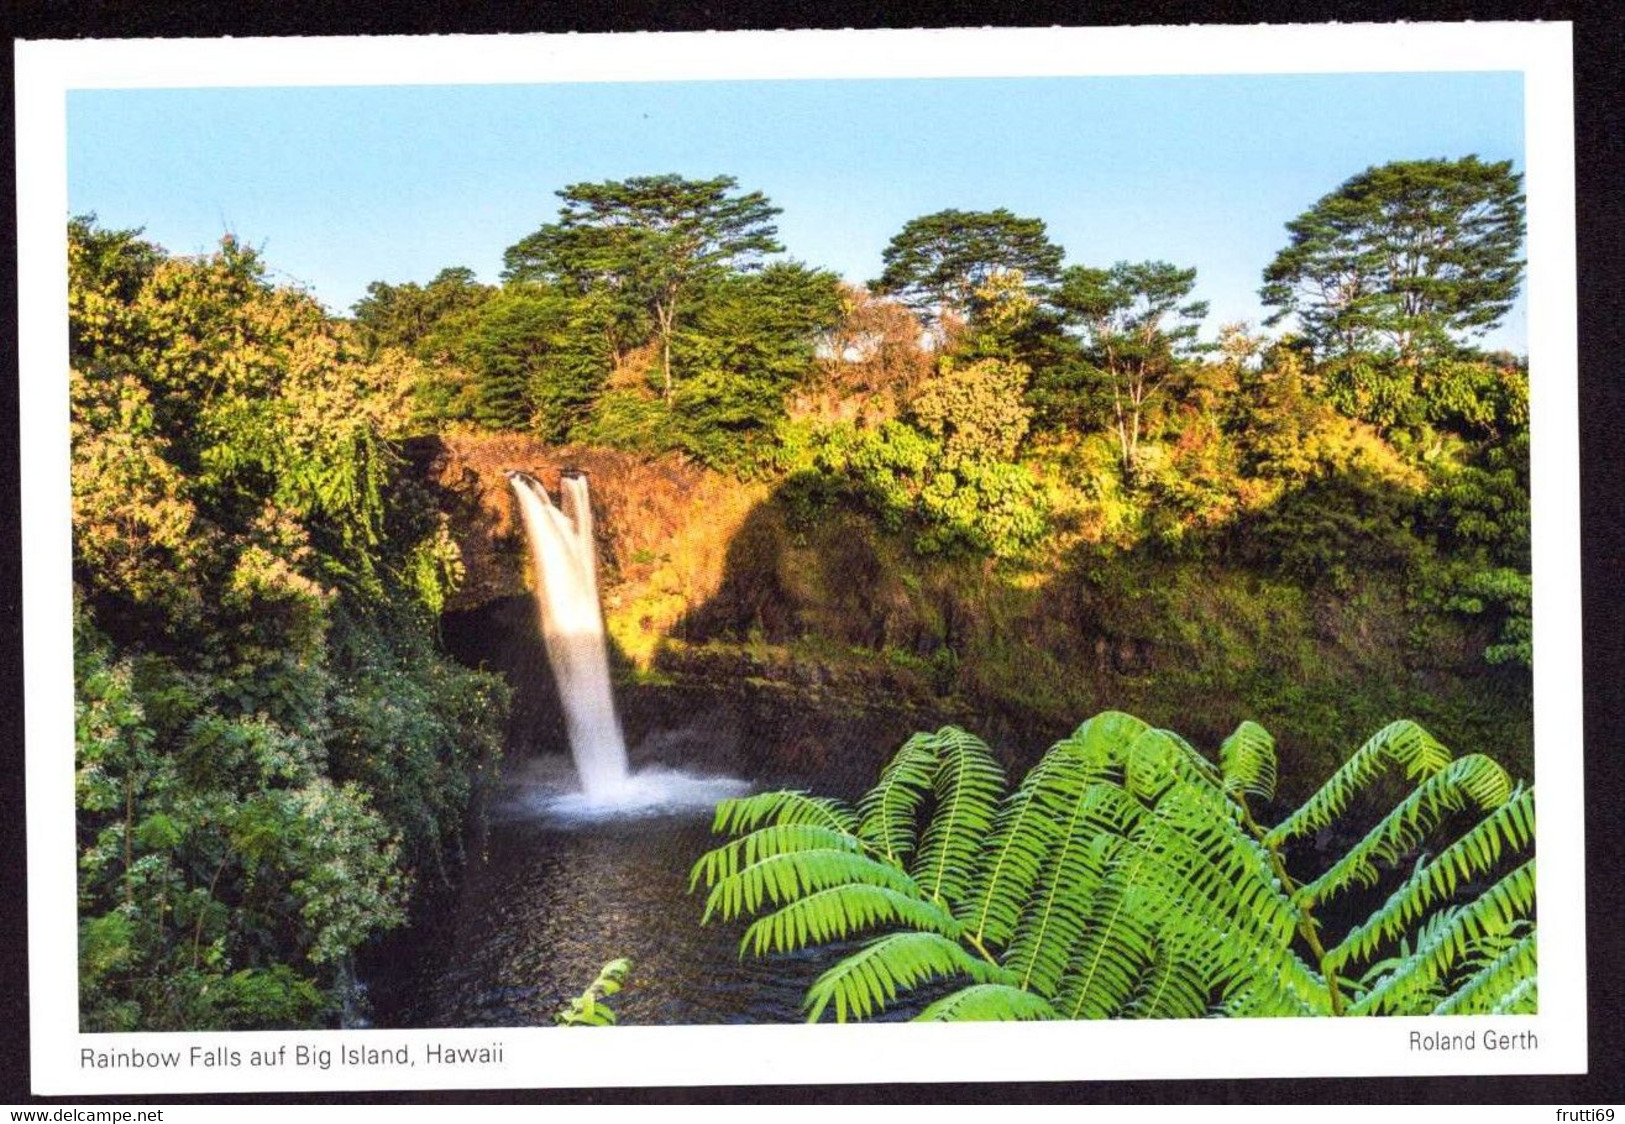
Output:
18,25,1581,1092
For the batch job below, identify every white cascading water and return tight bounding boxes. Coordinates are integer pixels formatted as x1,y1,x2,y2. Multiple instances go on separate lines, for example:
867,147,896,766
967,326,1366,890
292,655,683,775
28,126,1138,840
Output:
509,471,631,800
506,469,747,821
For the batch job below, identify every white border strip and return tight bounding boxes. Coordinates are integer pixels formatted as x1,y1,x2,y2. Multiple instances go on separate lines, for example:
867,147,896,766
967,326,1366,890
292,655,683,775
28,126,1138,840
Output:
17,23,1581,1095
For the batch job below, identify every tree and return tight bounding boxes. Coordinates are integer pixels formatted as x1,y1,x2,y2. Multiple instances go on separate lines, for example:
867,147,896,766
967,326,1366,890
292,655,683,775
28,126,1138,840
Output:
871,208,1065,326
907,356,1032,465
668,262,844,467
465,287,610,437
692,712,1535,1022
1057,261,1209,478
502,174,783,397
1260,156,1525,361
793,285,933,427
69,220,508,1031
351,267,492,359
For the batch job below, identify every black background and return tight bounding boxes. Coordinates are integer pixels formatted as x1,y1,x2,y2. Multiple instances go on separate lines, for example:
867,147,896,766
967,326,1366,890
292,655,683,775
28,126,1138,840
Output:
1,0,1619,1105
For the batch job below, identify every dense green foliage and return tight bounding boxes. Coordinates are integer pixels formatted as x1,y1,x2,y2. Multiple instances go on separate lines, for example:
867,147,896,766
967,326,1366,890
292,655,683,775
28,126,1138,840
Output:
71,151,1531,1030
347,164,1527,673
692,713,1535,1021
503,174,784,398
1053,260,1210,477
70,219,508,1030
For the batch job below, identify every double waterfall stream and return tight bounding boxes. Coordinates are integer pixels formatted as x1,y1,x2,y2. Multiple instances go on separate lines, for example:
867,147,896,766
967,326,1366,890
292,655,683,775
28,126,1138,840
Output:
365,471,820,1028
505,470,748,819
507,471,631,802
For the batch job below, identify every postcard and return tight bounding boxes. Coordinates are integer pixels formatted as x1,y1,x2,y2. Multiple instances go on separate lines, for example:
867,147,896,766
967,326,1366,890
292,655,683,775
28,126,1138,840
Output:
15,22,1581,1095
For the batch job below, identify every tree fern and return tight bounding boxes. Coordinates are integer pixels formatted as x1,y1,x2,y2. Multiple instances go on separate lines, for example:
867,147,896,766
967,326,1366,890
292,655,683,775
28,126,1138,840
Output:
804,930,1012,1022
701,847,922,925
1433,930,1537,1015
691,711,1534,1023
1350,860,1535,1015
914,983,1060,1022
909,727,1006,907
711,790,857,835
689,822,862,894
739,883,961,957
1220,720,1277,803
1295,754,1513,909
855,732,939,867
1264,720,1453,849
962,713,1138,951
1324,785,1534,973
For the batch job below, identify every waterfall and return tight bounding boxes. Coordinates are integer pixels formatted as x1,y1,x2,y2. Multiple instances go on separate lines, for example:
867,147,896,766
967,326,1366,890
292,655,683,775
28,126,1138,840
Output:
508,470,631,800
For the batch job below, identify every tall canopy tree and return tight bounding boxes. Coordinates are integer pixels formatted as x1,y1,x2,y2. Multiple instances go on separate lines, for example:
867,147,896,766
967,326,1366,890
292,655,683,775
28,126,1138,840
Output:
502,174,783,397
871,208,1065,326
1260,156,1525,362
1057,261,1209,478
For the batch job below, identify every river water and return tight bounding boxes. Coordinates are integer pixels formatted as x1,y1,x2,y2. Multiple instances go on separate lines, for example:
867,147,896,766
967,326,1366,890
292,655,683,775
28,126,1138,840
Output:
366,753,830,1027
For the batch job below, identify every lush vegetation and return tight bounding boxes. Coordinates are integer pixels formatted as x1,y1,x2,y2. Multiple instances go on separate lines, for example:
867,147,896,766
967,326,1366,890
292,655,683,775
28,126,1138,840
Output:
691,711,1535,1021
69,152,1531,1029
71,220,508,1030
350,163,1529,667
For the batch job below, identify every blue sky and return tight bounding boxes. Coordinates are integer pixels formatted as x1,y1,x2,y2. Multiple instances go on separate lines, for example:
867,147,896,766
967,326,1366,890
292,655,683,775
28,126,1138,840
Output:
68,72,1527,351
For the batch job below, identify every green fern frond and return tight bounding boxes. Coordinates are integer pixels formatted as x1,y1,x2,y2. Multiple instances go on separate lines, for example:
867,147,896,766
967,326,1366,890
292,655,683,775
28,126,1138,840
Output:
689,822,863,893
1139,783,1298,942
909,727,1007,907
1220,720,1277,803
1265,720,1454,849
1433,930,1537,1015
913,983,1061,1022
803,930,1013,1023
1351,860,1535,1015
1001,783,1140,995
1121,726,1223,802
856,732,940,867
702,848,921,924
691,710,1534,1026
1054,866,1160,1018
1296,754,1514,911
990,718,1178,995
961,722,1122,949
740,883,961,957
554,957,632,1027
1122,935,1210,1020
1055,782,1302,1019
1325,785,1534,973
1490,975,1538,1015
1068,710,1154,756
1217,951,1335,1017
711,790,857,836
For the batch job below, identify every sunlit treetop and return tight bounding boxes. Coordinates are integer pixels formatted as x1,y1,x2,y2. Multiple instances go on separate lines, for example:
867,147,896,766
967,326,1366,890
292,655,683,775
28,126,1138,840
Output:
1260,156,1525,362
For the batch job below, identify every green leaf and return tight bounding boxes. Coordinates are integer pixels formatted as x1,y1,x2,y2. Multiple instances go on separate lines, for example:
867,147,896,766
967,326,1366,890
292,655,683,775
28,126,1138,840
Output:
805,930,1012,1023
909,727,1006,908
1219,720,1277,803
1265,719,1453,848
914,983,1061,1022
740,884,960,958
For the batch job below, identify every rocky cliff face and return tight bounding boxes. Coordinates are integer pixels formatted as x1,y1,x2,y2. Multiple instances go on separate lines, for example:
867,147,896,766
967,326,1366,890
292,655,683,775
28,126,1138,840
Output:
403,434,760,622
